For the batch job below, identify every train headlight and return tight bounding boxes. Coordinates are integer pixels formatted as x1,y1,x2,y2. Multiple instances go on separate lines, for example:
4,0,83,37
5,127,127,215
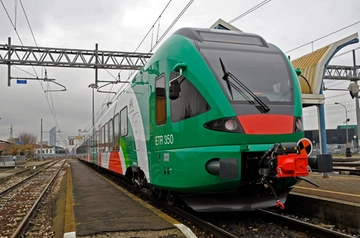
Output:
203,117,244,133
224,118,238,131
294,117,303,132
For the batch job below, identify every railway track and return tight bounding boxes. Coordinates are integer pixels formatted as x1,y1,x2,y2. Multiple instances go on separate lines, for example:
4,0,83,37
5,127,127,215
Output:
85,161,357,238
0,159,66,237
258,209,354,238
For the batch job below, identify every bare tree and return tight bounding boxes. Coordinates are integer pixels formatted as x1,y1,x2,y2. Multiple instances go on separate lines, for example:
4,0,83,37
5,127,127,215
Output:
18,132,37,145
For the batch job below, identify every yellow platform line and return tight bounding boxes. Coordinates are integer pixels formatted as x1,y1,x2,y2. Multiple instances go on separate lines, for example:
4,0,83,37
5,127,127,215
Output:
64,164,76,237
294,186,360,198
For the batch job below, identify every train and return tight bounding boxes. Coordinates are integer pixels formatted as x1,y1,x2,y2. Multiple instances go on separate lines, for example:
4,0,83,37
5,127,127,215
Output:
76,27,316,212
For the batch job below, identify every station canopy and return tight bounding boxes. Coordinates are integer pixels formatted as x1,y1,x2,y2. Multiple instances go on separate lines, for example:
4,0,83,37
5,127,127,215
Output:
291,33,359,106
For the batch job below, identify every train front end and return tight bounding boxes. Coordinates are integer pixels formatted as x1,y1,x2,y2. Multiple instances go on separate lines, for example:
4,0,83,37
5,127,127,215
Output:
150,28,313,212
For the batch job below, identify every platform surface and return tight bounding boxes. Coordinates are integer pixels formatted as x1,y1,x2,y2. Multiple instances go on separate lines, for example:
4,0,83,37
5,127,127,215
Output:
291,173,360,205
70,159,178,236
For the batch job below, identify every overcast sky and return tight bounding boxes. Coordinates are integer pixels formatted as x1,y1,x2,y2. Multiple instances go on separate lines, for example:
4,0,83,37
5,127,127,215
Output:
1,0,360,149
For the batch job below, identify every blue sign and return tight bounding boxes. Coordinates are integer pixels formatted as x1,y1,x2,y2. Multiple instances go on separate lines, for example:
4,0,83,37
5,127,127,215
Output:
16,79,27,84
17,141,23,145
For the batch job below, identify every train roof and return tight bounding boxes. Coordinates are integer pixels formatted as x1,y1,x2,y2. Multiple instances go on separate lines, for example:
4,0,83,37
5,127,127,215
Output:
173,27,269,48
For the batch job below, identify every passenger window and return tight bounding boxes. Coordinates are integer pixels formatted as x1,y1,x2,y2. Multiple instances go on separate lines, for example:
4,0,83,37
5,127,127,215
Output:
104,123,108,151
170,72,210,122
108,119,113,151
156,74,166,125
94,131,98,152
120,107,128,137
114,113,120,150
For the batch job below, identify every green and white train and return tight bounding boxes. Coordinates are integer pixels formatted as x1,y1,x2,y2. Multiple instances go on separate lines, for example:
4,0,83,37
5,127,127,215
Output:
77,27,312,212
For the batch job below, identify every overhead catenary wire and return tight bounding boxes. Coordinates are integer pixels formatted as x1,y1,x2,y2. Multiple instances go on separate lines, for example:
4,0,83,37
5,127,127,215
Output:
19,0,62,140
151,0,194,52
0,0,23,45
95,0,194,122
229,0,272,23
285,20,360,54
2,0,65,144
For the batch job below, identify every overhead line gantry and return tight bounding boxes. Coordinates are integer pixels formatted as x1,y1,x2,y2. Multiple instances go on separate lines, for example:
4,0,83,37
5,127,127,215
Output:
0,37,153,87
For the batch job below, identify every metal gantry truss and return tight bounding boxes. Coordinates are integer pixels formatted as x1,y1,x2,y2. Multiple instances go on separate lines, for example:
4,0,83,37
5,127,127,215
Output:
324,65,360,80
0,37,153,86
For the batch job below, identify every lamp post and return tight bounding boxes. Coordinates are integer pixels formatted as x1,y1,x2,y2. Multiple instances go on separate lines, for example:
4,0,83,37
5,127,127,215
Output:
335,102,351,157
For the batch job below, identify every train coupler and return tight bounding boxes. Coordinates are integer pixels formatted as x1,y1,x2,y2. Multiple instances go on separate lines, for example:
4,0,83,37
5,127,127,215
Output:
275,200,285,210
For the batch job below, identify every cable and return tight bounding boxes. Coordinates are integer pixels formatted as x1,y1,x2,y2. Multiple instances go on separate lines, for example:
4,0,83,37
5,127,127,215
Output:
19,0,38,46
19,0,63,140
3,0,64,145
133,0,172,53
151,0,194,52
95,0,194,122
229,0,272,23
0,0,24,45
285,20,360,54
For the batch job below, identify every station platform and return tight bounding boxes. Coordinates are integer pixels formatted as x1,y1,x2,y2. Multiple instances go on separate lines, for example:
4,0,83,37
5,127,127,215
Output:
66,159,191,237
291,172,360,205
0,159,52,182
287,172,360,234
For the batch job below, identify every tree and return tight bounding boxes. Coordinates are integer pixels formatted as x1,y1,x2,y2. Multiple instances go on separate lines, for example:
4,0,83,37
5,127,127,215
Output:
18,132,37,145
8,144,34,156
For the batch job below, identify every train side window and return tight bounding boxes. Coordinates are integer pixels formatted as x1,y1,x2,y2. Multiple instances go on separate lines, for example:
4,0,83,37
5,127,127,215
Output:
94,131,98,153
101,125,105,152
120,107,128,137
155,74,166,125
114,113,120,150
170,72,210,122
108,119,113,151
104,122,108,152
98,127,102,152
90,135,93,148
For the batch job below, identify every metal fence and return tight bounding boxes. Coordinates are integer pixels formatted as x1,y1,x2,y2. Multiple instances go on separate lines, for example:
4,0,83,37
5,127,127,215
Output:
0,155,26,166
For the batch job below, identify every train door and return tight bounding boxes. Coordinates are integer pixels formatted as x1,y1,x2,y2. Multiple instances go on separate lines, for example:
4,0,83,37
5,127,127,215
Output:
132,112,140,152
149,73,168,185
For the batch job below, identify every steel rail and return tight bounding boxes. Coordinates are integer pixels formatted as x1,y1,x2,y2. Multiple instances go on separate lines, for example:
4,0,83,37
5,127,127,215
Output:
258,209,353,238
0,159,57,198
10,159,67,238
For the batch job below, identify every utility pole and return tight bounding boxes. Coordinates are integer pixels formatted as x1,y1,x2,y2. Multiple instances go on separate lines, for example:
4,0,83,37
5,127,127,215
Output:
353,50,360,148
54,128,56,155
10,124,13,142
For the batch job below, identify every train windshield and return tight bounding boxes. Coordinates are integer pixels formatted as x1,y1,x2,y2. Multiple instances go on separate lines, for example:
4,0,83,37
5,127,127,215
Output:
201,48,293,103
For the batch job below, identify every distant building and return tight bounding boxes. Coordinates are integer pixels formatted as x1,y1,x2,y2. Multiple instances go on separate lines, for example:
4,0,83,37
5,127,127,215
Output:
49,127,56,146
0,140,12,155
305,125,358,154
33,144,55,156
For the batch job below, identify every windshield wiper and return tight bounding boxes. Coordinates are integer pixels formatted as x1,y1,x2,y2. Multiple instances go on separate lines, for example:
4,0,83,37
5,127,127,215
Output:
219,58,270,113
219,57,234,99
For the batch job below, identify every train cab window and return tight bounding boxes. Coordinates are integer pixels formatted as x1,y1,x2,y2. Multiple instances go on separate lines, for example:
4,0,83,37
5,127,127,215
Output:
155,74,166,125
108,119,113,151
120,107,128,137
170,72,210,122
114,113,120,150
104,122,108,152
